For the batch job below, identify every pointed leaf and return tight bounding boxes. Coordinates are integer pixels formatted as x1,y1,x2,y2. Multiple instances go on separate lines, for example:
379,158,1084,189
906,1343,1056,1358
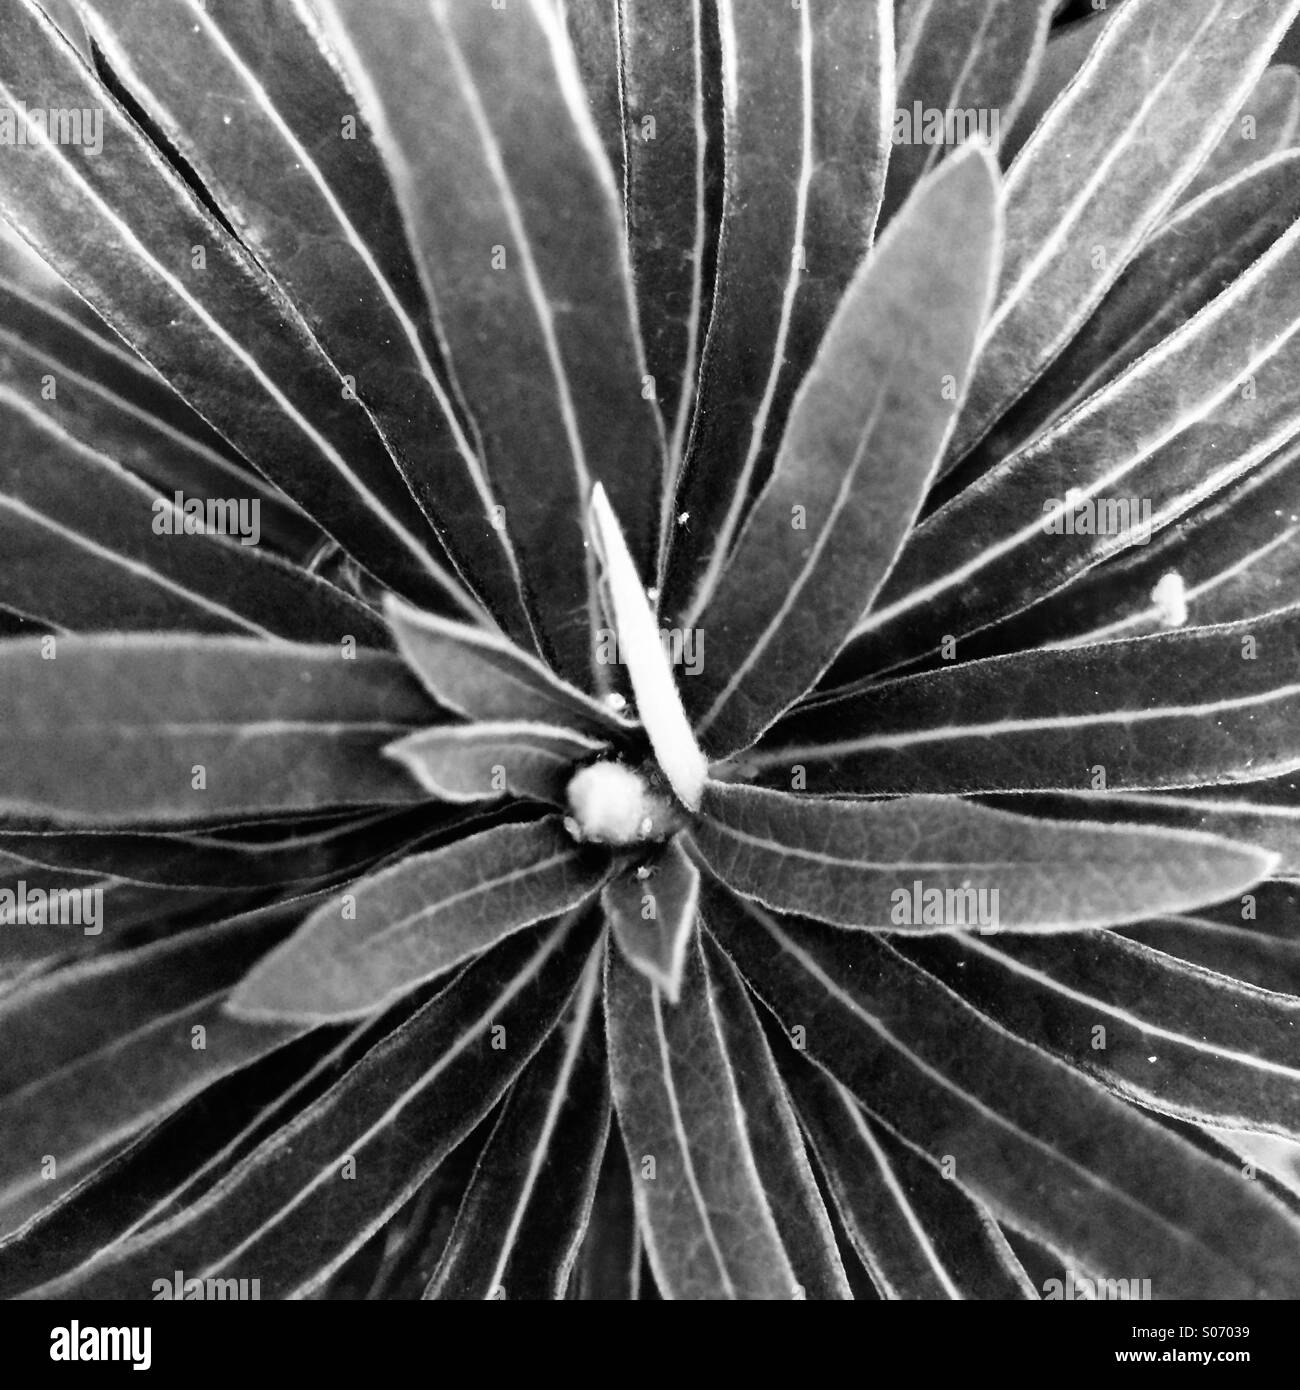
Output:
28,918,598,1298
385,723,606,807
780,1056,1035,1299
881,0,1053,225
1178,63,1300,205
604,838,700,1004
945,0,1300,467
590,484,706,808
898,929,1300,1139
0,381,384,642
691,782,1276,930
662,0,892,620
685,147,1001,758
703,941,853,1299
77,0,534,643
0,636,434,826
0,0,471,613
605,930,798,1299
310,0,665,684
770,608,1300,795
385,595,629,744
705,889,1300,1298
845,179,1300,680
230,818,610,1023
425,955,608,1299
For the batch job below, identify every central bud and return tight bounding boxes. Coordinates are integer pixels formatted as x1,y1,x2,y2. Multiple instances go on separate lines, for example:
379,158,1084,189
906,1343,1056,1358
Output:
564,760,683,846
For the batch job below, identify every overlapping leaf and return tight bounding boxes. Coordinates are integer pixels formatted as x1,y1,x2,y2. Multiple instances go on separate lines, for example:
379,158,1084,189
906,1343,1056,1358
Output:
604,838,700,1004
662,0,892,621
705,889,1300,1298
685,147,1001,757
310,0,664,685
1177,63,1300,205
691,783,1274,930
946,0,1300,467
764,608,1300,795
230,818,610,1023
27,918,599,1299
0,637,435,825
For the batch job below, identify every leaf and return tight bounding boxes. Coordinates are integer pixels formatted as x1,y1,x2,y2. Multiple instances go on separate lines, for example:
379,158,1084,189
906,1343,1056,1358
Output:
0,636,435,826
615,0,713,473
779,1055,1035,1299
690,782,1276,931
661,0,892,622
765,608,1300,795
1178,63,1300,206
229,818,610,1022
77,0,535,644
704,888,1300,1297
385,595,629,744
881,0,1053,225
310,0,665,685
1123,880,1300,996
896,928,1300,1140
604,930,799,1299
843,174,1300,681
570,1134,644,1300
0,0,472,614
26,917,599,1299
703,940,852,1299
385,723,606,807
684,146,1001,758
590,483,706,808
0,902,310,1231
0,380,385,642
944,148,1300,492
944,0,1300,468
0,259,320,559
603,838,700,1004
425,954,608,1299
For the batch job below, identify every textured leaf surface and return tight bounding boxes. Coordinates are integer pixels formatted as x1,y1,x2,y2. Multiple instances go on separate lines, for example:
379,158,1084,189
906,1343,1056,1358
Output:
781,1055,1035,1299
663,0,892,620
0,637,434,825
604,838,700,1004
946,0,1300,467
425,956,608,1299
230,819,610,1022
686,147,1001,757
311,0,664,684
767,609,1300,795
1178,63,1300,205
30,919,598,1299
706,889,1300,1298
605,933,798,1299
691,783,1275,930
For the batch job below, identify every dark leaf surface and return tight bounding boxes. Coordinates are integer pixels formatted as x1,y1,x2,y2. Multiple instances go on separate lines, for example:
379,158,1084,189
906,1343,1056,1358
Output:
603,838,700,1005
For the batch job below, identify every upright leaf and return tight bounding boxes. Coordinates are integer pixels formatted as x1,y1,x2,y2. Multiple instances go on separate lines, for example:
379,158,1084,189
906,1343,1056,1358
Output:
603,838,700,1004
310,0,665,685
945,0,1300,467
685,147,1001,758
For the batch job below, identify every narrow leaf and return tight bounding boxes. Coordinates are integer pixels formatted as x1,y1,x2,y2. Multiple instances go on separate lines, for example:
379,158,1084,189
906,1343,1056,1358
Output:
686,146,1001,757
603,838,700,1004
0,636,434,826
385,723,606,807
605,931,798,1299
705,889,1300,1298
229,819,610,1022
425,955,608,1299
310,0,665,684
945,0,1300,467
1178,63,1300,205
691,782,1276,930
